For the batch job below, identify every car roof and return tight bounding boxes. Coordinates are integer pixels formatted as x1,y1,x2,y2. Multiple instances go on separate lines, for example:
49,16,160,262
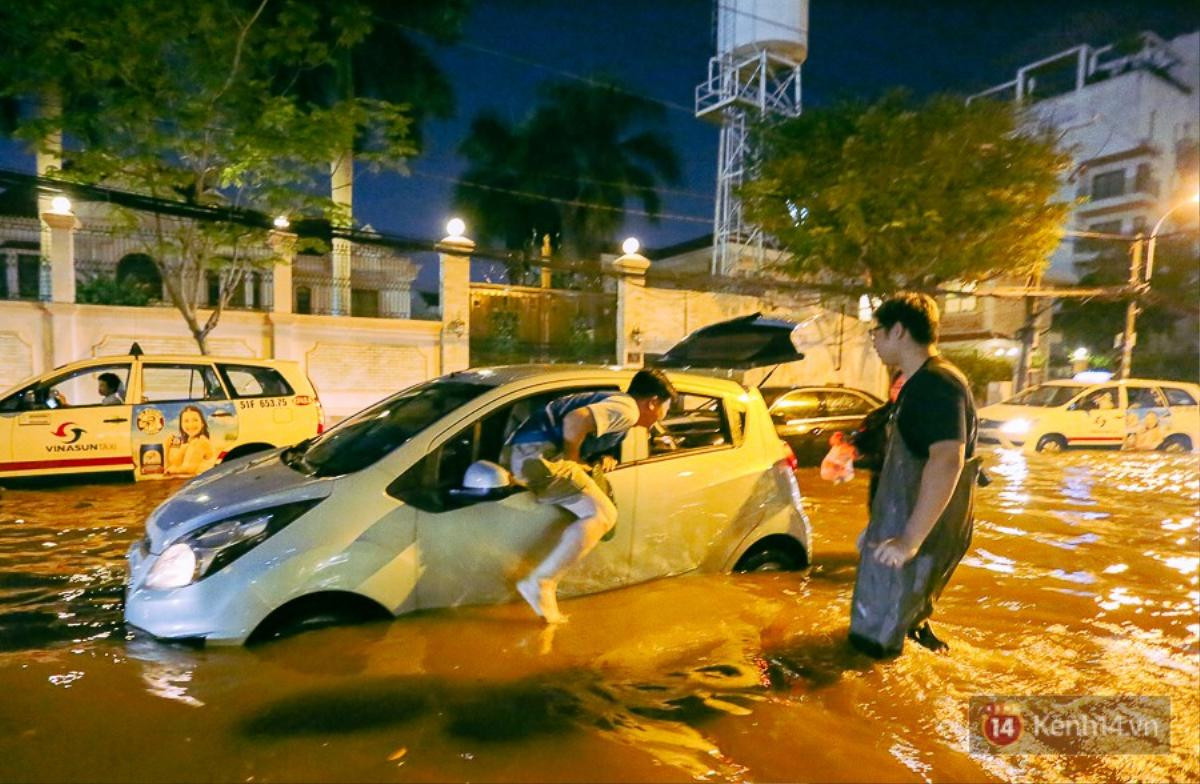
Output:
446,364,749,396
54,355,299,367
1042,379,1199,388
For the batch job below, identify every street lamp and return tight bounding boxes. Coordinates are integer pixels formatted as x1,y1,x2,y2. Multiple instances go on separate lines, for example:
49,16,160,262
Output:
1145,191,1200,281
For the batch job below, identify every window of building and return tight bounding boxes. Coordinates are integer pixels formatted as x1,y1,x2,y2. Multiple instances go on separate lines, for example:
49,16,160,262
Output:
1091,170,1126,200
351,288,379,318
18,255,40,299
1134,163,1157,195
295,286,312,314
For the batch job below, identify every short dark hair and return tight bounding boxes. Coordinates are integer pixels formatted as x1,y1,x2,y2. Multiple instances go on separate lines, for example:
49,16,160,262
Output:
627,368,676,400
874,292,940,345
98,372,121,390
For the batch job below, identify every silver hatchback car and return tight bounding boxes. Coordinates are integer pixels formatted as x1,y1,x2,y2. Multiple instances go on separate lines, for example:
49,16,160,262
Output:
125,316,813,644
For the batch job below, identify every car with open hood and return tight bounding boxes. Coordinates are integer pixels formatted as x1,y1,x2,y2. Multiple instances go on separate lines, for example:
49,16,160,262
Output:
123,315,813,644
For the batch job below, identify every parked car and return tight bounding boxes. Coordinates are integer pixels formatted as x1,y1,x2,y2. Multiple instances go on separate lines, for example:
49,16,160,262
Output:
0,349,324,483
761,385,883,465
978,378,1200,453
124,315,814,644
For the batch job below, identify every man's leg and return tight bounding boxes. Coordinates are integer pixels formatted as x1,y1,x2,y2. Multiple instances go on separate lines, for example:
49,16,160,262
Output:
517,481,617,624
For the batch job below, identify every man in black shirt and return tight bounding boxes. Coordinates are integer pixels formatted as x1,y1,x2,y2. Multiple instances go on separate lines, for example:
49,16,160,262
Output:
849,292,979,657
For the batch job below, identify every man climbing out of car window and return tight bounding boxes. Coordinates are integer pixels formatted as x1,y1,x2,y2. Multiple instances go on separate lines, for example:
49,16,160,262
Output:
506,368,676,624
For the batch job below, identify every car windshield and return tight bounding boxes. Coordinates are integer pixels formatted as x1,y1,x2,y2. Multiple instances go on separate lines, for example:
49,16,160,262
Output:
1004,385,1083,407
285,380,492,477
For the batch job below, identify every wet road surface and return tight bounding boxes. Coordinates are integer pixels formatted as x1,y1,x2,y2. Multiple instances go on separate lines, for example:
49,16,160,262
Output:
0,450,1197,782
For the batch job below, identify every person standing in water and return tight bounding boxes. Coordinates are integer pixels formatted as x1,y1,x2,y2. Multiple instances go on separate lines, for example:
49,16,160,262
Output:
850,292,980,657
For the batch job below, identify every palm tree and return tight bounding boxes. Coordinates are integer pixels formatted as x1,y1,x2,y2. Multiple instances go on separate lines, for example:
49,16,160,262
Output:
455,79,682,262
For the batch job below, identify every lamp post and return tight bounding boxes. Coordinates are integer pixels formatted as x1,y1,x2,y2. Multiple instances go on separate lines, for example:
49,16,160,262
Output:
1119,192,1200,379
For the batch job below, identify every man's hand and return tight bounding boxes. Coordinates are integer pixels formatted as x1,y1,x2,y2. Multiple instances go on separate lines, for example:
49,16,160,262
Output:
599,455,618,472
872,536,919,568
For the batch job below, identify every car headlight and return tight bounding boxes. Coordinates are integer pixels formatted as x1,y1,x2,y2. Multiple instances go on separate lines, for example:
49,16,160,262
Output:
1000,418,1034,436
143,499,320,591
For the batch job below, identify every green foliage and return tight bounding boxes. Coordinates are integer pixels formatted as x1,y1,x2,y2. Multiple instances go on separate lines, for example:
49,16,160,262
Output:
454,80,682,261
76,274,156,307
741,91,1072,295
0,0,440,351
942,349,1015,399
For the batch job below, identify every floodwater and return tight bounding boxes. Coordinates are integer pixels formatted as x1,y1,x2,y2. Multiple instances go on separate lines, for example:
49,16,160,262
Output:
0,450,1197,783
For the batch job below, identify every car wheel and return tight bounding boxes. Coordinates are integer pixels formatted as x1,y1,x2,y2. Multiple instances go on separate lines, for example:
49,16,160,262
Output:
1159,435,1192,453
735,546,803,573
247,592,389,644
1035,434,1067,453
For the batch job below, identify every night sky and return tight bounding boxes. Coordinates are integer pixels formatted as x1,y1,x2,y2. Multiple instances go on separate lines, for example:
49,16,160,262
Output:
2,0,1197,256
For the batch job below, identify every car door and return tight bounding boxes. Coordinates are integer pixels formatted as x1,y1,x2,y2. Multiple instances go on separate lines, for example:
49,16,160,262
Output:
1063,385,1124,449
134,362,237,479
625,388,758,582
3,362,134,478
216,362,302,449
393,385,638,611
1124,385,1170,450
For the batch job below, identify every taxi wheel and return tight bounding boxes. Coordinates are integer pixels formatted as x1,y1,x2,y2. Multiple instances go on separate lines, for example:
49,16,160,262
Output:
1035,434,1067,453
1159,435,1192,453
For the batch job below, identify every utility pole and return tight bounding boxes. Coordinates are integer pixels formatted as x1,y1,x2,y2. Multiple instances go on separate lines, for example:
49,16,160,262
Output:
1118,233,1144,380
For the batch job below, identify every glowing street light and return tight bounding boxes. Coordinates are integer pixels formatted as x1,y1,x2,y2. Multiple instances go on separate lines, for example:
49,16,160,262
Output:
50,195,72,214
446,217,466,238
272,215,290,230
1071,347,1089,362
621,237,640,255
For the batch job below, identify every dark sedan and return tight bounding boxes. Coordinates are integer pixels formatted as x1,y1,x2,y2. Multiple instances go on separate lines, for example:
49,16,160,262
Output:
761,385,883,465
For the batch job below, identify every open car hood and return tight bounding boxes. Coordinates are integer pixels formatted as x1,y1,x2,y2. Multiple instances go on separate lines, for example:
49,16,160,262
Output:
653,313,806,370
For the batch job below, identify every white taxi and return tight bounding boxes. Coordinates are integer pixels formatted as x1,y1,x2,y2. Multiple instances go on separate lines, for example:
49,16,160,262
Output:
978,377,1200,453
0,348,323,482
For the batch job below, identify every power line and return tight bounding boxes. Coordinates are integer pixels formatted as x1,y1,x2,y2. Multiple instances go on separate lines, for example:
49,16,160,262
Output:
411,167,712,224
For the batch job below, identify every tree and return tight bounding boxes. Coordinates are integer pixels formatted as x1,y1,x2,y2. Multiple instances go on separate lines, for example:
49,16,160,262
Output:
0,0,419,353
740,91,1072,295
454,80,682,265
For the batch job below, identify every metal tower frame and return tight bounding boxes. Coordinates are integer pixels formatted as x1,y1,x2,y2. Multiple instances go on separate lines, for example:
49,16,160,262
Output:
696,29,802,276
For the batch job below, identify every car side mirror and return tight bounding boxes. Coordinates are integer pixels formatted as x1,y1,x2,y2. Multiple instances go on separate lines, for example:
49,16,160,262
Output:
448,460,521,502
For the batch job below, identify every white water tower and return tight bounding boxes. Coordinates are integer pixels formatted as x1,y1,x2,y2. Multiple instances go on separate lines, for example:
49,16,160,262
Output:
696,0,808,275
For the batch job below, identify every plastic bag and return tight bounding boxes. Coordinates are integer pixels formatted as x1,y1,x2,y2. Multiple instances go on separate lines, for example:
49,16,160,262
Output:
819,432,857,483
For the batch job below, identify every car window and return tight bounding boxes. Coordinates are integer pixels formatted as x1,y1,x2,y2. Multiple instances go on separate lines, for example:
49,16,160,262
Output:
1163,387,1198,406
648,392,732,457
141,364,226,403
387,387,617,511
821,391,874,417
1007,385,1083,407
15,364,132,410
1069,387,1119,411
290,380,492,477
1127,386,1166,409
218,364,294,398
771,390,820,422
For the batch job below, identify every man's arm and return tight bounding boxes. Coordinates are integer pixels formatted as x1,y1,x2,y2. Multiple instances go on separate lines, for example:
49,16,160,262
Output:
873,439,965,567
560,407,598,464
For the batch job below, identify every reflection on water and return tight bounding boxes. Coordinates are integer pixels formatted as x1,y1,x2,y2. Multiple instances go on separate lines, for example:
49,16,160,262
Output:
0,450,1198,782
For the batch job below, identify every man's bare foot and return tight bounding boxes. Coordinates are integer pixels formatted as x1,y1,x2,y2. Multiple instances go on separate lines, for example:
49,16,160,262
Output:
517,576,568,624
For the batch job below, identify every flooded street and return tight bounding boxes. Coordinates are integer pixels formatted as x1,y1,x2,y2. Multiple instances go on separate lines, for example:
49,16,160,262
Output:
0,450,1197,783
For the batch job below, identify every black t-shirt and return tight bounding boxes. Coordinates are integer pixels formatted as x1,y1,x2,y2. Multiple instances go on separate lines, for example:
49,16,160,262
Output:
895,356,977,459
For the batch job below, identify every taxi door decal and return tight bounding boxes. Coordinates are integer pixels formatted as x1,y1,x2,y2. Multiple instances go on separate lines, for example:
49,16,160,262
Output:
132,401,239,479
1123,407,1171,451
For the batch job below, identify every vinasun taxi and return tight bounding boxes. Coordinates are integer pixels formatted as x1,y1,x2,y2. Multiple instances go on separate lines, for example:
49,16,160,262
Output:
978,376,1200,454
123,315,815,644
0,350,323,482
